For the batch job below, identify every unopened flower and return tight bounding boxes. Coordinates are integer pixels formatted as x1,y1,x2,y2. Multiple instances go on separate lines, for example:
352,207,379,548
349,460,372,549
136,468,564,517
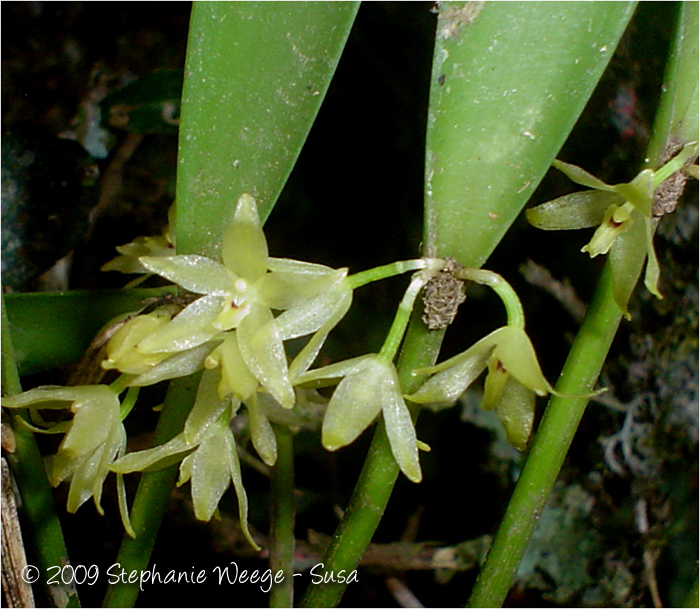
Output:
407,326,556,451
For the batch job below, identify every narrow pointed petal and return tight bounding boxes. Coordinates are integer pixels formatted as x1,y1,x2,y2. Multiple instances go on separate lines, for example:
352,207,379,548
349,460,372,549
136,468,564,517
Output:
379,363,422,483
130,342,215,387
1,385,112,410
482,359,510,412
526,190,621,230
609,214,648,319
138,294,225,354
553,159,616,191
275,279,352,341
237,303,294,409
496,378,535,451
294,354,374,387
184,368,232,444
289,288,353,379
111,433,194,474
321,357,383,450
245,393,277,466
493,326,554,397
140,255,235,295
581,202,633,258
267,258,337,275
222,194,268,282
642,217,661,298
407,343,492,406
224,427,260,550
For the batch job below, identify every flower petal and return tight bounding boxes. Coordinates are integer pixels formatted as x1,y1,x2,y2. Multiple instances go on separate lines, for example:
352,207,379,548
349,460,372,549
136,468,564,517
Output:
496,377,535,451
140,255,235,295
130,342,215,387
294,354,374,387
245,393,277,466
493,326,553,397
378,362,422,483
222,194,268,282
206,332,258,401
256,268,347,311
138,294,226,354
184,368,233,444
321,357,383,450
111,433,194,474
526,190,621,230
267,258,337,275
553,159,616,191
237,303,294,409
609,212,648,319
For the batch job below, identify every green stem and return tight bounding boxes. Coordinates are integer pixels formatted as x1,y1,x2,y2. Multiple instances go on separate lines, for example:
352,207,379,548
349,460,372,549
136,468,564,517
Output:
457,268,525,329
299,315,445,608
102,373,200,608
1,296,80,608
347,258,441,290
683,575,699,609
269,424,296,608
467,263,622,607
378,273,431,361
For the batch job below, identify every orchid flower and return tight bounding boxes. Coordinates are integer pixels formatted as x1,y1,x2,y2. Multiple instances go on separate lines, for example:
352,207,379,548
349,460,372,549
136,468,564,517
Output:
527,143,698,317
1,386,132,533
103,193,352,408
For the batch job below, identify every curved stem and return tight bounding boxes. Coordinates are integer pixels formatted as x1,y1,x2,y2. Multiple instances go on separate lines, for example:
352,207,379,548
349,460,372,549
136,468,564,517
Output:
347,258,442,290
457,268,525,329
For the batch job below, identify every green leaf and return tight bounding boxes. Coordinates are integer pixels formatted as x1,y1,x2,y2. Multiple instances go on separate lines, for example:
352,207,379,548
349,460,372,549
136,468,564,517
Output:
176,2,361,257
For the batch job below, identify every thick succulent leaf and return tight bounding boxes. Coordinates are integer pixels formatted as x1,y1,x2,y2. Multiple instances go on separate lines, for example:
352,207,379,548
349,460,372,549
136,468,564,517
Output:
184,368,232,444
111,433,193,474
138,294,225,354
378,362,422,483
493,326,553,397
526,190,621,230
495,377,535,451
275,278,352,341
245,393,277,466
321,357,384,450
553,159,615,191
256,268,346,311
609,213,648,319
130,342,215,387
237,302,294,409
222,194,268,282
140,255,235,295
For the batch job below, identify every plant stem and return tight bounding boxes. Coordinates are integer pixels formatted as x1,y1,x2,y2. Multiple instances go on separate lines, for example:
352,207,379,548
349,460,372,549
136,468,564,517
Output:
2,295,80,608
347,258,440,290
102,373,200,608
269,424,295,608
457,268,525,329
467,263,622,607
299,315,444,608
